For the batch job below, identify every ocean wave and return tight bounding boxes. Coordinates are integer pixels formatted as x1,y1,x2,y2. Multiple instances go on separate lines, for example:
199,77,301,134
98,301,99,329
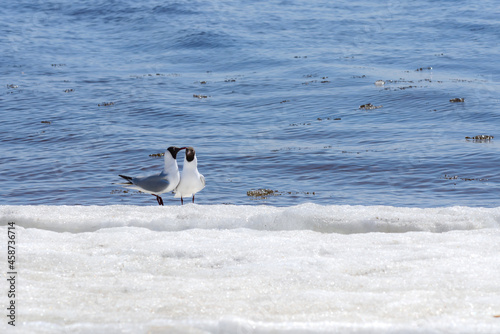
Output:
1,203,499,234
173,30,236,49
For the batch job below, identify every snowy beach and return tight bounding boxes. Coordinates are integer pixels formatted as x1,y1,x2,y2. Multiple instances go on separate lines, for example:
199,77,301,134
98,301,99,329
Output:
1,204,500,333
2,0,500,332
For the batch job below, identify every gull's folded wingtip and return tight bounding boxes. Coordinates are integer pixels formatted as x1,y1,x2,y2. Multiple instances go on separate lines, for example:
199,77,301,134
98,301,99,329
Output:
118,174,133,184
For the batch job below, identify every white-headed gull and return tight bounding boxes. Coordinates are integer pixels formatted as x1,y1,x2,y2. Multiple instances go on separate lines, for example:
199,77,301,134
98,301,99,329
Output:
174,147,205,205
119,146,186,205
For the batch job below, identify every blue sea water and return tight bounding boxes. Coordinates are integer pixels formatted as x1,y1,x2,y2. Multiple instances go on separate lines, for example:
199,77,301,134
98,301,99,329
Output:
1,0,499,207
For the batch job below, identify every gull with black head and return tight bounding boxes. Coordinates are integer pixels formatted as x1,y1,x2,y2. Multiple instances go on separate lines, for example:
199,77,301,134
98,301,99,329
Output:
174,147,205,205
118,146,186,205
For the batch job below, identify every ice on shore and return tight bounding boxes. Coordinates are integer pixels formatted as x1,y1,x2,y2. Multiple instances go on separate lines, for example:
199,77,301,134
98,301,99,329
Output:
0,204,499,333
1,203,499,233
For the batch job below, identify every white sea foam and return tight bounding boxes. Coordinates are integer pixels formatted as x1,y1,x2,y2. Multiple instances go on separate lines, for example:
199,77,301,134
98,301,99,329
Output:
1,205,499,333
1,204,500,233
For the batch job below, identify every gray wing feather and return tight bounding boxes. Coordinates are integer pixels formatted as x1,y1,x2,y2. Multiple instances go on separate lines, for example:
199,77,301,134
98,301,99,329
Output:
133,174,170,193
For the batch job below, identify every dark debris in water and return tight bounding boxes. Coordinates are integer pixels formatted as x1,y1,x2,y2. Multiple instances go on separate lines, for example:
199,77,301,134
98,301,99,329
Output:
384,85,423,91
384,79,442,85
420,78,439,83
64,89,74,93
465,135,493,141
111,189,130,194
149,152,165,158
51,64,66,67
450,98,465,103
302,80,329,85
111,189,143,194
247,188,316,198
130,73,180,78
41,121,51,124
451,79,486,83
98,102,115,107
193,94,209,99
443,174,488,182
270,146,333,152
317,117,340,121
6,84,19,89
359,103,382,110
386,79,414,83
415,67,432,71
247,189,277,197
302,74,330,85
289,116,340,126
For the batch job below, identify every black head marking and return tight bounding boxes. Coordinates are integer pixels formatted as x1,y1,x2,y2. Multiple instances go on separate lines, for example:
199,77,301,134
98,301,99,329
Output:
167,146,182,159
185,147,196,162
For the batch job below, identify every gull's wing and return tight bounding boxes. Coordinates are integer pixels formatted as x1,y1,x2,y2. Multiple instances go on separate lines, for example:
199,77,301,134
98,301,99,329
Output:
133,174,171,194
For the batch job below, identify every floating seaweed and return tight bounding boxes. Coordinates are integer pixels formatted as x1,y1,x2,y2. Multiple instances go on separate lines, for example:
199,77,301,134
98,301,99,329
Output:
359,103,382,110
385,79,414,83
465,135,493,141
110,189,144,194
290,116,340,126
383,85,424,91
302,74,330,85
110,189,129,194
98,102,115,107
247,189,316,198
64,89,74,93
317,117,339,121
450,98,465,103
149,153,165,158
247,189,279,197
130,73,178,78
193,94,209,99
443,174,488,182
41,121,51,124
